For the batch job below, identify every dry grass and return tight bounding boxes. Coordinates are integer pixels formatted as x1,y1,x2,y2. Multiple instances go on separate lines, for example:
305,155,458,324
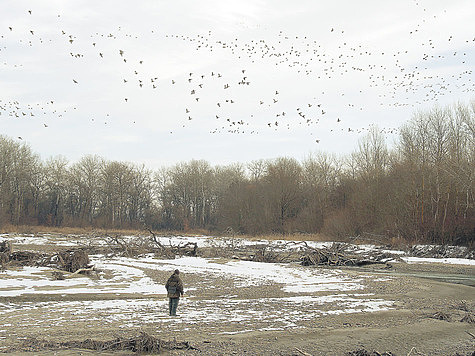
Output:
236,232,337,242
1,224,405,249
0,224,206,237
1,225,334,242
0,224,145,236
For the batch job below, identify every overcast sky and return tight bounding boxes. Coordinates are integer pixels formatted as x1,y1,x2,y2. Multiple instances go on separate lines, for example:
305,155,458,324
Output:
1,0,474,168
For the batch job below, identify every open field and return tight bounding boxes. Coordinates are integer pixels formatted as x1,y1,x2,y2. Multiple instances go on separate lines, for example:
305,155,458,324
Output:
0,233,474,355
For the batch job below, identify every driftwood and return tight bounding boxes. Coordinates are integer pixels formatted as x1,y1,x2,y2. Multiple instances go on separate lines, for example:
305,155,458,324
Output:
0,241,13,269
9,250,51,266
148,229,198,257
0,241,92,274
409,244,473,259
347,350,395,356
55,249,90,272
202,239,396,267
0,240,12,254
460,313,475,324
295,347,313,356
406,348,425,356
94,231,198,259
13,332,197,353
98,233,163,257
51,266,95,280
427,311,451,321
301,243,396,267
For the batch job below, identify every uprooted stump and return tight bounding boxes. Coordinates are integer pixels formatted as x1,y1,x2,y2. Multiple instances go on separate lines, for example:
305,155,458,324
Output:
1,245,93,274
0,240,12,254
54,249,90,273
15,332,197,353
0,240,12,268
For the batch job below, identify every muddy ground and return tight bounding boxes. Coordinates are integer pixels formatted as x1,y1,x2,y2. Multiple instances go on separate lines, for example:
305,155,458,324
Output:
0,242,474,356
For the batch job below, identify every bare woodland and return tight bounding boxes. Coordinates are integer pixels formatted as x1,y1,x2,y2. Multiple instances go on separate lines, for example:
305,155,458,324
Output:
0,102,474,246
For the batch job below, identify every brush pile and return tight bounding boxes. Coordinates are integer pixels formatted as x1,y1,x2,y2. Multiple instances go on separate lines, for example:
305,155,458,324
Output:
95,230,198,259
460,313,475,324
0,240,92,274
14,332,196,353
409,244,474,259
347,350,395,356
301,242,397,267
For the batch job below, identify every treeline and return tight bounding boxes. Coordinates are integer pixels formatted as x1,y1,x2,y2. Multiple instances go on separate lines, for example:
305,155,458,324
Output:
0,102,474,245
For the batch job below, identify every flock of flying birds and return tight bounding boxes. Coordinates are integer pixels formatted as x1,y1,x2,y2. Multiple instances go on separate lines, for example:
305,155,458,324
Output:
1,3,474,143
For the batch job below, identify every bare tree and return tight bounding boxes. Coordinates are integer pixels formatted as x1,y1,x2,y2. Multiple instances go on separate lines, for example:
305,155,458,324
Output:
264,157,303,235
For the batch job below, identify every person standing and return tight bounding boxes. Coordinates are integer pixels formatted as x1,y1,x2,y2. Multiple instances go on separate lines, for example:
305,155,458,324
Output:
165,269,184,316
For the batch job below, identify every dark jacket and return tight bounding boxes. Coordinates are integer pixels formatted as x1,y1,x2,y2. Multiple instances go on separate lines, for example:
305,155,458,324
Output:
165,273,184,298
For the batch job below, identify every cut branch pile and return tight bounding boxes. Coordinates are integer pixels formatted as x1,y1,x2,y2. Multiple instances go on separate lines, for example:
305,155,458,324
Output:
14,332,197,353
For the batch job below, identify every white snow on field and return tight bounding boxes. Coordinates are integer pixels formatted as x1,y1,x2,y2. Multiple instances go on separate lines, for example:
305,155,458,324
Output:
94,256,365,292
0,233,472,265
0,293,393,333
401,257,475,266
0,251,395,334
0,262,159,297
0,233,473,335
0,255,366,297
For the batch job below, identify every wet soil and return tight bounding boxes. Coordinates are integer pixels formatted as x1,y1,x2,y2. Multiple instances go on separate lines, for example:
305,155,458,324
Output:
0,249,474,355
